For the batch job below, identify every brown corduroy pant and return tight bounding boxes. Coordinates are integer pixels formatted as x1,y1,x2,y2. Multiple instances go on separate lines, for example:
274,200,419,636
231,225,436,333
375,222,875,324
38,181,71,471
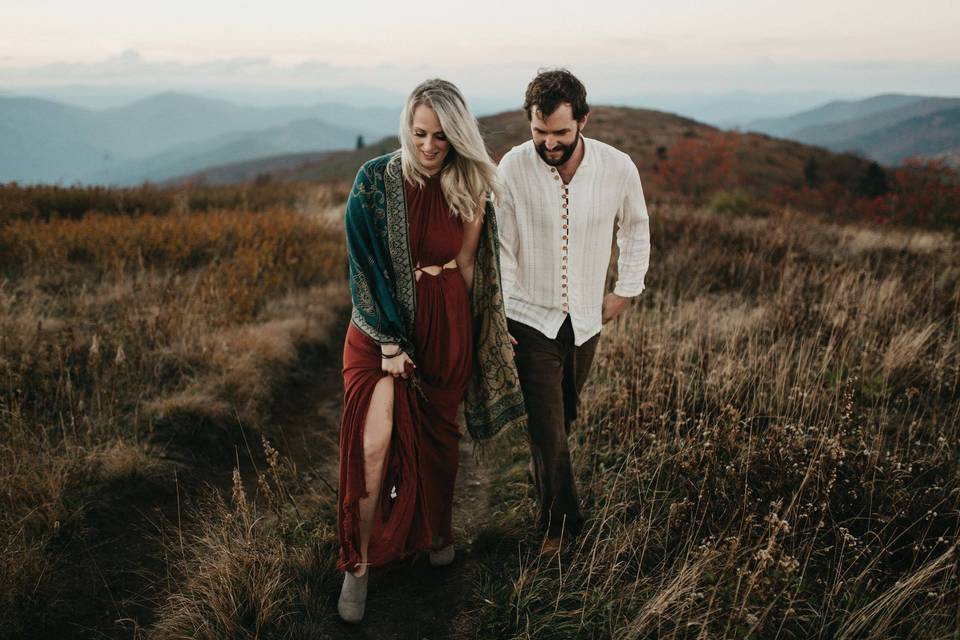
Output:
508,316,600,538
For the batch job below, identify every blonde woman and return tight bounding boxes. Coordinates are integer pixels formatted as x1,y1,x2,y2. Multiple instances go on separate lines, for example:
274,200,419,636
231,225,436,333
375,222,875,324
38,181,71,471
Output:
336,79,525,623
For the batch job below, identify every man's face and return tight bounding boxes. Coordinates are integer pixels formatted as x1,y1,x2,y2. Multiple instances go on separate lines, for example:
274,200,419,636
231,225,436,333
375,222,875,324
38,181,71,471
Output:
530,103,584,167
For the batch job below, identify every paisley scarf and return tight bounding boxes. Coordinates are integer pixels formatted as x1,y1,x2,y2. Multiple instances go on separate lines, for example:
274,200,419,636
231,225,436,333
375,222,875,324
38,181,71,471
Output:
345,152,526,440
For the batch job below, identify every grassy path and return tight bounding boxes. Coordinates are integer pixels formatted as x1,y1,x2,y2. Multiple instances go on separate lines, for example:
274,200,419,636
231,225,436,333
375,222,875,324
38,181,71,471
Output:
280,322,497,639
41,309,502,639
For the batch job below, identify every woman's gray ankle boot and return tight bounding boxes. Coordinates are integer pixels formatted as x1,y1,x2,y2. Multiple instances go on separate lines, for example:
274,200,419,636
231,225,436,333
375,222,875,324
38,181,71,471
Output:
337,570,368,623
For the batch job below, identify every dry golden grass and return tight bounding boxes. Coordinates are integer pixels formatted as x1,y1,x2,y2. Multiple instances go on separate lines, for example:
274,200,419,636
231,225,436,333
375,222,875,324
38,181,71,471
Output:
2,178,958,638
0,184,348,638
464,203,960,639
146,445,341,640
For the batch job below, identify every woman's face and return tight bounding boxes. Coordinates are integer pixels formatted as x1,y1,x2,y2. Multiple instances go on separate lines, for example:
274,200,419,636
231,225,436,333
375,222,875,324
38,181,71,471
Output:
411,103,450,175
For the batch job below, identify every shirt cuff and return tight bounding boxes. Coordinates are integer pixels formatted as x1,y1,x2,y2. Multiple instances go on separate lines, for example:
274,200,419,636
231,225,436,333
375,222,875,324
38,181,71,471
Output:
613,282,645,298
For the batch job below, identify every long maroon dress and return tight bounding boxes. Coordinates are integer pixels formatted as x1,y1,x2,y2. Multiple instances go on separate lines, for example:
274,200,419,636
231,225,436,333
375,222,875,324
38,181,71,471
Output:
338,174,472,572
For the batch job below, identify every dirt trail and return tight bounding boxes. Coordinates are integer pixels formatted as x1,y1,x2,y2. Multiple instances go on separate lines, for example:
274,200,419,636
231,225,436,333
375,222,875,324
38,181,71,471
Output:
59,315,495,639
277,322,496,639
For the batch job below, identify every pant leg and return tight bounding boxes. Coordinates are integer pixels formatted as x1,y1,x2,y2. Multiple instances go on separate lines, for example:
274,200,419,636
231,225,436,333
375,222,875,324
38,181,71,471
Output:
509,318,585,538
562,328,601,433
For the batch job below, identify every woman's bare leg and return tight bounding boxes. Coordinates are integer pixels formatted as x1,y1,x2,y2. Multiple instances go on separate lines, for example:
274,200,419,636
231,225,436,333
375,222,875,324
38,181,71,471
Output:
353,375,394,577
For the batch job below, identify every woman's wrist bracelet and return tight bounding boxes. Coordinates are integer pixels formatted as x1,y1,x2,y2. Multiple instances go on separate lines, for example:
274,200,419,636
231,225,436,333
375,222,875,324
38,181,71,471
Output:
380,347,404,359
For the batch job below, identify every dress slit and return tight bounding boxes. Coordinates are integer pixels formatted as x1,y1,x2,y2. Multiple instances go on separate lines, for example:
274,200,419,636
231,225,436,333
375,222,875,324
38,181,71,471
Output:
338,174,472,572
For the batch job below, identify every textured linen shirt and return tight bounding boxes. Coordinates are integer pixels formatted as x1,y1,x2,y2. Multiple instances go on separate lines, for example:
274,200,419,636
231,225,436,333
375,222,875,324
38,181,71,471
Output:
497,137,651,346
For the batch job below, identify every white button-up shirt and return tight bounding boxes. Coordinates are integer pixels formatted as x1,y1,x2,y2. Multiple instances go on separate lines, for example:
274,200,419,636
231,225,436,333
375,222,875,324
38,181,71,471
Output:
496,137,651,346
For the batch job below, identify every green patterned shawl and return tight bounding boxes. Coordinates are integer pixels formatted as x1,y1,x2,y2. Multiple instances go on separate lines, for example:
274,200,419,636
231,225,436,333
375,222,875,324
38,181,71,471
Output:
345,152,527,440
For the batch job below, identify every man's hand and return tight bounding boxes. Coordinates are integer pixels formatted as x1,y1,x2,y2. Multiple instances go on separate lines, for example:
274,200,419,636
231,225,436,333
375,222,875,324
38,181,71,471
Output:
601,292,630,324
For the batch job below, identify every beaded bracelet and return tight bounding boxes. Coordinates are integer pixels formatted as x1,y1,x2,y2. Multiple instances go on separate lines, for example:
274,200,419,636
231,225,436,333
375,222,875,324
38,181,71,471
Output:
380,347,404,359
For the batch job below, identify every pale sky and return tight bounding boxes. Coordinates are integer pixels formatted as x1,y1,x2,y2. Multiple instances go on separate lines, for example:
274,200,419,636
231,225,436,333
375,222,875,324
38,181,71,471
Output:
1,0,959,97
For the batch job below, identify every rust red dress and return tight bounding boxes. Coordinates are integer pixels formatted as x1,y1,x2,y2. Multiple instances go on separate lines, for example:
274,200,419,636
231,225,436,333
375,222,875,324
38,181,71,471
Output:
338,175,472,572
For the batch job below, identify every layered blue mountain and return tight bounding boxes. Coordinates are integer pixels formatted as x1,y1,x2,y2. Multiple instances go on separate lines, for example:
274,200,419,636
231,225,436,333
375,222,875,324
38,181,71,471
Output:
748,94,960,165
0,92,398,184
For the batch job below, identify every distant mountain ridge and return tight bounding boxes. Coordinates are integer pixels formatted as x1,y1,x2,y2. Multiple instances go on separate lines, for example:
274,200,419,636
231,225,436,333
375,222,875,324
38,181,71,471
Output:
182,106,873,209
0,92,398,184
748,94,960,166
832,107,960,165
748,94,924,138
87,117,376,185
164,151,336,186
793,97,960,146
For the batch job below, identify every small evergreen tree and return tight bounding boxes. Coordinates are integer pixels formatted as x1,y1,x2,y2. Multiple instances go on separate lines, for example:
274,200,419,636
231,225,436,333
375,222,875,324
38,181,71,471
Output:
858,161,889,198
803,155,821,188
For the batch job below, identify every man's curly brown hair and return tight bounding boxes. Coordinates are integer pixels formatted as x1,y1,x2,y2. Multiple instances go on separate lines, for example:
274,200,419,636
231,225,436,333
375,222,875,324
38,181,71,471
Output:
523,68,589,122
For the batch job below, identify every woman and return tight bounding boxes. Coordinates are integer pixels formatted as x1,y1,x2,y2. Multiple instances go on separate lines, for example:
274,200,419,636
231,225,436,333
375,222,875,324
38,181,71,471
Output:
337,79,526,623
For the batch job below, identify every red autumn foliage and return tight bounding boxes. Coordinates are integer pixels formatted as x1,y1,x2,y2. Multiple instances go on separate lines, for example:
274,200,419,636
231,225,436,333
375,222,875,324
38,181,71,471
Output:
771,158,960,229
882,158,960,228
653,131,737,202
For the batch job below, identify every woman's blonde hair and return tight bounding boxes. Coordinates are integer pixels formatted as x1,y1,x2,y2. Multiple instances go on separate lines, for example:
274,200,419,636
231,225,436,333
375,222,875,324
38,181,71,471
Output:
398,79,499,222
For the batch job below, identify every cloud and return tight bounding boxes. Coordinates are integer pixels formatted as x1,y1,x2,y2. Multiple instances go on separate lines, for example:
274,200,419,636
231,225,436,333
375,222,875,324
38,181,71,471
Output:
1,50,959,99
0,50,279,85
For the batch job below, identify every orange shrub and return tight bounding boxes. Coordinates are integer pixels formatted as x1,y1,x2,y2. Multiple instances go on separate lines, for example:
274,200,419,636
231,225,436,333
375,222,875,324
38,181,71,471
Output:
1,208,346,325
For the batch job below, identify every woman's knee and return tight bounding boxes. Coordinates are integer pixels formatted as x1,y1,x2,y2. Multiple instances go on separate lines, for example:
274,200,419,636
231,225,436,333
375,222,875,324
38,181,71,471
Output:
363,376,394,462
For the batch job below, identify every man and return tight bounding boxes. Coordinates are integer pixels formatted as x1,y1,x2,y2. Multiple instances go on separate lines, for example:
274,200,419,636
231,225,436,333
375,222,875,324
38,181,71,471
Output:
497,69,651,548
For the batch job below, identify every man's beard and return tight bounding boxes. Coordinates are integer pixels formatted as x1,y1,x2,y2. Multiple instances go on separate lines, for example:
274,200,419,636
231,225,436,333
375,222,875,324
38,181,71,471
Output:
536,126,580,167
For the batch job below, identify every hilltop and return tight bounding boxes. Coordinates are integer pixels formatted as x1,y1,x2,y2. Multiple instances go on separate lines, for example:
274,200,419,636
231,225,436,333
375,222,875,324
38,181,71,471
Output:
193,106,873,206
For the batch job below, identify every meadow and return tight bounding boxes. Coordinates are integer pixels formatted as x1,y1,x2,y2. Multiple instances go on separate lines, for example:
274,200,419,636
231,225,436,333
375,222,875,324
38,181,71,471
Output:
0,182,349,638
0,176,957,639
465,206,959,639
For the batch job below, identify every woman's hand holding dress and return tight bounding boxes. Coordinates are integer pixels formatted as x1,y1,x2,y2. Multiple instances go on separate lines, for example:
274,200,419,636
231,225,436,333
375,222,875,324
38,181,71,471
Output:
380,344,415,379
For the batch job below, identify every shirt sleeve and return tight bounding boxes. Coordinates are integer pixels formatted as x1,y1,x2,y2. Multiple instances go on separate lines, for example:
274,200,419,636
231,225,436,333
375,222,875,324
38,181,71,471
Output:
495,174,519,301
613,160,651,298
